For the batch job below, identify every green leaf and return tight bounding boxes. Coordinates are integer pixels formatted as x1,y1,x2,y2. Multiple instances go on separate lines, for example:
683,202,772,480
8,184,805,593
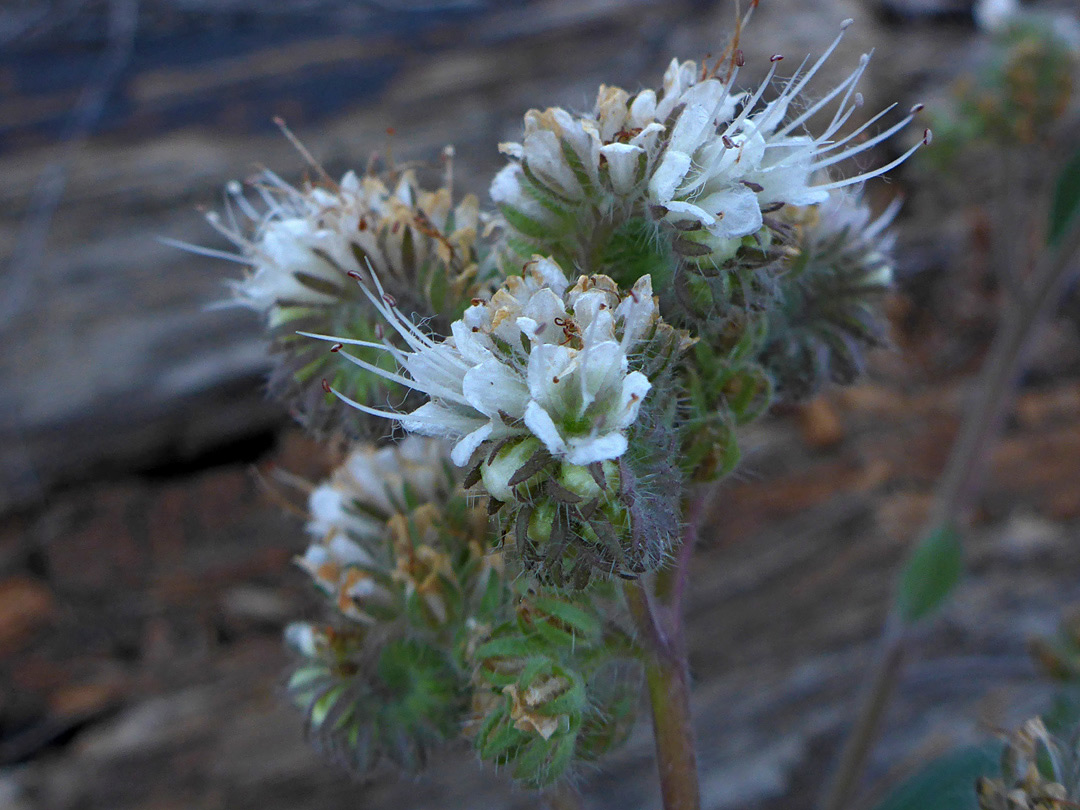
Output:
1043,687,1080,735
529,597,603,641
473,635,534,663
896,523,963,624
499,204,563,241
1049,147,1080,246
869,743,1002,810
310,684,348,728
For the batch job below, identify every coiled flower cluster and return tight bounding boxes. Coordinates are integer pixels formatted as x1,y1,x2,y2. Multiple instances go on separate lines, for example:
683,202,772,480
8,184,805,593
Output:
287,437,642,783
286,437,497,771
201,163,487,433
977,717,1079,810
491,20,926,276
196,13,923,790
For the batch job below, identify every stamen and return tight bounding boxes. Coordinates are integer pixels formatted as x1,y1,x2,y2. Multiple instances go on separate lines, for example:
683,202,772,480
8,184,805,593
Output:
273,117,337,190
810,107,917,172
777,52,871,139
815,134,928,192
157,237,248,264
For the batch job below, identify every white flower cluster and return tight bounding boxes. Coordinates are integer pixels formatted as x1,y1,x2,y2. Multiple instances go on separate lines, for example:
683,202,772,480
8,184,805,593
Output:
202,167,480,319
492,20,927,262
298,436,450,622
309,258,661,469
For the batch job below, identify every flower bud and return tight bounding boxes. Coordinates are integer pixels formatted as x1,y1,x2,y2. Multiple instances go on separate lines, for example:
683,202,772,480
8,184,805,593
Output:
466,590,640,787
481,438,546,503
758,189,898,400
287,626,467,775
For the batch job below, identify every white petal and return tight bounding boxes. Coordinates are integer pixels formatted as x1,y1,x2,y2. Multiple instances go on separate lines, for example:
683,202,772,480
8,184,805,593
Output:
599,143,645,195
524,400,568,458
327,534,375,566
462,359,530,419
450,320,495,365
577,340,627,411
617,371,652,429
663,200,716,226
401,401,485,438
697,186,763,240
569,288,616,334
615,275,657,349
519,287,570,344
462,302,492,332
528,256,570,295
628,89,657,127
630,122,665,152
526,343,576,404
566,433,627,466
522,129,582,197
451,422,494,466
490,164,557,224
648,150,692,205
668,103,714,155
552,108,600,185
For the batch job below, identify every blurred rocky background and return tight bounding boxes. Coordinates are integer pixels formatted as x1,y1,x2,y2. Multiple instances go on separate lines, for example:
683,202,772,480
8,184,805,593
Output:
1,0,1079,808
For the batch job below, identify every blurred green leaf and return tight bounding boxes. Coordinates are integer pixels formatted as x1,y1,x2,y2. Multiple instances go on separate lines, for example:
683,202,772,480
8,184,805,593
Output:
1049,147,1080,247
1043,687,1080,735
869,743,1003,810
896,524,963,624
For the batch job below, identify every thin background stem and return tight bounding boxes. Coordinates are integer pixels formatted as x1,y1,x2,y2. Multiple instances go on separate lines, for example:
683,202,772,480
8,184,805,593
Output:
820,211,1080,810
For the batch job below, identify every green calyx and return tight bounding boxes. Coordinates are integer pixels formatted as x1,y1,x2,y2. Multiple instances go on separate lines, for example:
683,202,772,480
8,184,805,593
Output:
468,590,639,787
287,628,467,775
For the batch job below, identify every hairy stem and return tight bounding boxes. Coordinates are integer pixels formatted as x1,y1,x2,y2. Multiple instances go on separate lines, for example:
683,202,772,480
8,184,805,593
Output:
820,212,1080,810
625,489,710,810
626,579,701,810
645,641,701,810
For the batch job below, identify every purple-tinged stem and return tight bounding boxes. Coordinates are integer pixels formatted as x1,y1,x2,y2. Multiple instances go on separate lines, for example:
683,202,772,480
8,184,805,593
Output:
625,488,711,810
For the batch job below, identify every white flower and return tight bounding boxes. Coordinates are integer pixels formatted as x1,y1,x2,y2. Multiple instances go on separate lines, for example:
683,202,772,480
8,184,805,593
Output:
195,167,480,321
305,436,448,540
297,436,450,621
644,25,928,242
307,258,660,469
492,20,929,261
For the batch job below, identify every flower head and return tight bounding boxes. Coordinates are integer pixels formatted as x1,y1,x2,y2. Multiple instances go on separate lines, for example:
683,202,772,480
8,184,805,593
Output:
197,159,487,433
758,187,899,399
210,166,481,319
298,437,459,624
311,257,672,469
307,257,690,585
492,20,928,271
